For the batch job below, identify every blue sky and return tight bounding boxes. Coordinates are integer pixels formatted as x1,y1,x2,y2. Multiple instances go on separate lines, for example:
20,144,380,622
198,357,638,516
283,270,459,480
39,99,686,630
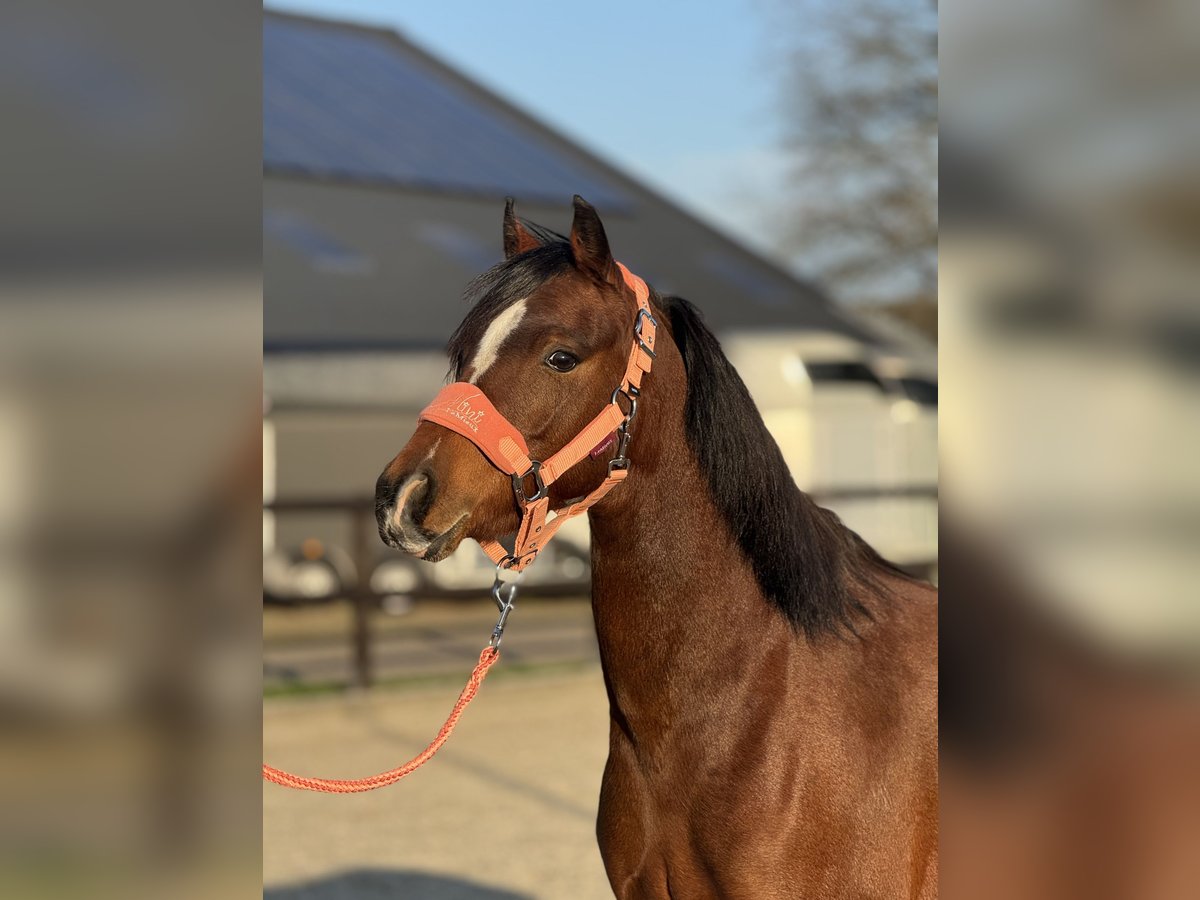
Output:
268,0,796,263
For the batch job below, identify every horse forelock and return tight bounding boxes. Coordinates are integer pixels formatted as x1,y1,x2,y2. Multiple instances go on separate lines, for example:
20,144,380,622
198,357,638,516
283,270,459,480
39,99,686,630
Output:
447,242,574,380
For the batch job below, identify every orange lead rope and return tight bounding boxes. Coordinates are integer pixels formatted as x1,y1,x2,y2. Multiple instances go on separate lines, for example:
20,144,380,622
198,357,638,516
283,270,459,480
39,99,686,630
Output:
263,262,654,792
262,647,500,793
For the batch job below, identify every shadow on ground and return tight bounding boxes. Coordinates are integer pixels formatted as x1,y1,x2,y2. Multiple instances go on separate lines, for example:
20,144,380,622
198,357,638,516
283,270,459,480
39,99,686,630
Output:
265,869,532,900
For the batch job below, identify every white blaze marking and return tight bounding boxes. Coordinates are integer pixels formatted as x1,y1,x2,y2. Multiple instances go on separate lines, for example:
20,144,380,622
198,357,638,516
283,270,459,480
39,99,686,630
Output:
467,300,527,383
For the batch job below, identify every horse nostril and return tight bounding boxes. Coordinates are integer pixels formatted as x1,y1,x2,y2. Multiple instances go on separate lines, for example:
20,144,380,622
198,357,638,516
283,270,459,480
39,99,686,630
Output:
394,470,435,529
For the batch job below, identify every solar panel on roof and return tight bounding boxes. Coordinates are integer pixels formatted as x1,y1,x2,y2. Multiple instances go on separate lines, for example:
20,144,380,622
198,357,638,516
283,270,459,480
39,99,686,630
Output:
264,16,634,211
416,222,499,271
264,208,374,275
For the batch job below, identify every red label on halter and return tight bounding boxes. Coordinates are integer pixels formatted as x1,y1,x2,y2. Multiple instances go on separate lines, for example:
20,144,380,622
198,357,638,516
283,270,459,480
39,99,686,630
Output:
589,431,616,459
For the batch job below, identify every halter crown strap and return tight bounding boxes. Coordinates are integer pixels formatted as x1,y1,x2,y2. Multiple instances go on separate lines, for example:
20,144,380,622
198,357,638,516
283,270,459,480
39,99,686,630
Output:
416,261,656,572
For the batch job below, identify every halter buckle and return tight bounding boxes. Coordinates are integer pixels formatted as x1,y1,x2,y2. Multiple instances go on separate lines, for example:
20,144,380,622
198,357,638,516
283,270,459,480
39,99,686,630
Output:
510,460,547,503
634,309,658,359
607,456,630,474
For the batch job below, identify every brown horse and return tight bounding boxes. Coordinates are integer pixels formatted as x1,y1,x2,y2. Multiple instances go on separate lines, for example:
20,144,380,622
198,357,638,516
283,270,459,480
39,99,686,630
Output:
376,197,938,899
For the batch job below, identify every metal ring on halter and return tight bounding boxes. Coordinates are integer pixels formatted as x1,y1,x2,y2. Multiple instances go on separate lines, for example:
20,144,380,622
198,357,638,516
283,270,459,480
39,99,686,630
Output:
610,385,638,424
510,459,547,503
494,557,527,584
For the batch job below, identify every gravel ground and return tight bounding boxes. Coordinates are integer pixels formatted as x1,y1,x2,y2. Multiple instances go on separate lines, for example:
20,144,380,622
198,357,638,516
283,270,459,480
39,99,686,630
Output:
264,661,616,900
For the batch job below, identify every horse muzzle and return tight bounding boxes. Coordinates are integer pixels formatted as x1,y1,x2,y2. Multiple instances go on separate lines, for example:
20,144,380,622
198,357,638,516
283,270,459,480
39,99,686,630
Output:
375,467,468,561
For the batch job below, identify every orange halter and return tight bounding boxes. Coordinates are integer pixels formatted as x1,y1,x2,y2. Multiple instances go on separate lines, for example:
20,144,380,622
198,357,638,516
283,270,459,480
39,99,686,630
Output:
417,261,657,574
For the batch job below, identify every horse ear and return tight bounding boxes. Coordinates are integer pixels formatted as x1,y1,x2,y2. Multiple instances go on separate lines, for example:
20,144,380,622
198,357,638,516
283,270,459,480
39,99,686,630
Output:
503,197,542,259
569,195,618,285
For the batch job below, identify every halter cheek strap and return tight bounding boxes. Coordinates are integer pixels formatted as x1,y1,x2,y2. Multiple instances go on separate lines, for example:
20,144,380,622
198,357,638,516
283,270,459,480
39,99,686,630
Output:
416,261,657,572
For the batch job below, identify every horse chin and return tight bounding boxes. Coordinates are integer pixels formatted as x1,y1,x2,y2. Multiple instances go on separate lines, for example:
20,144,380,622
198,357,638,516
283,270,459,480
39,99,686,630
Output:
419,514,469,562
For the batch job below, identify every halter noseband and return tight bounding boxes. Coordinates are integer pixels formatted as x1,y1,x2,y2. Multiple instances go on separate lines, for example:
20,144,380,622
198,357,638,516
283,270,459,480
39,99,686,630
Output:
416,261,657,573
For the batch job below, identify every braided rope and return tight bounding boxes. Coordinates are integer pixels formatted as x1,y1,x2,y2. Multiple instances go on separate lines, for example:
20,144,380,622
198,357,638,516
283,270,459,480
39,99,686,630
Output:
262,646,500,793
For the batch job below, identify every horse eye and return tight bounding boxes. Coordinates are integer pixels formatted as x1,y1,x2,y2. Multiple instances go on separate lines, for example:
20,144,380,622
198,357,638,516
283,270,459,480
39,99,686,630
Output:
545,350,579,372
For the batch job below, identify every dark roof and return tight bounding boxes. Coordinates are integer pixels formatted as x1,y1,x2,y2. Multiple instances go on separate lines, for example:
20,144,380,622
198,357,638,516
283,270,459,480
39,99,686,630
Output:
265,14,631,209
264,9,869,352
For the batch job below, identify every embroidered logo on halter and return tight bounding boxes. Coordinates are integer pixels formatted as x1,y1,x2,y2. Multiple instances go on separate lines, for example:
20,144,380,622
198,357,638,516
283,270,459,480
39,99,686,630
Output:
445,397,486,432
589,432,616,459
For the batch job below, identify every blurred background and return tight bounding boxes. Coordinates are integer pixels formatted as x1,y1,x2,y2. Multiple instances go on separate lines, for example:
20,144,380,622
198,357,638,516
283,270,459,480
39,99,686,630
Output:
260,4,936,896
1,2,262,899
939,1,1200,896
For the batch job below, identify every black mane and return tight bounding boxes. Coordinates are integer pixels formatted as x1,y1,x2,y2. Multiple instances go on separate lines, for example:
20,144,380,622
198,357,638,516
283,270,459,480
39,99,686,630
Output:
447,227,903,637
660,294,906,638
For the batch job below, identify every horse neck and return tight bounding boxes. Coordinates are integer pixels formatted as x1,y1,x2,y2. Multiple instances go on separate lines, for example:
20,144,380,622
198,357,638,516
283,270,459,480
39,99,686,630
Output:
584,363,796,741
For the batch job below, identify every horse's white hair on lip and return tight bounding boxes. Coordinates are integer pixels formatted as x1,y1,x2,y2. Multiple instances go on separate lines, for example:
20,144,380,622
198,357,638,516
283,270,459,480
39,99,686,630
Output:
467,299,527,383
389,438,441,551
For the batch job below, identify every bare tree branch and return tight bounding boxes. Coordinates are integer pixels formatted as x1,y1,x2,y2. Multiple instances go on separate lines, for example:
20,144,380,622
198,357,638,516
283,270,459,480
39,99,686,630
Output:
765,0,937,319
